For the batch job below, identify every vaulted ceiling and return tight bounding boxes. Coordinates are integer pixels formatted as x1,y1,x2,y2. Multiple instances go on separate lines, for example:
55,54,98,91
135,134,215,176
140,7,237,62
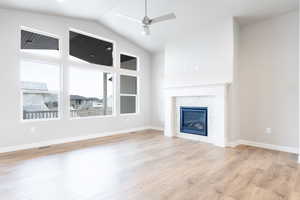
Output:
0,0,298,52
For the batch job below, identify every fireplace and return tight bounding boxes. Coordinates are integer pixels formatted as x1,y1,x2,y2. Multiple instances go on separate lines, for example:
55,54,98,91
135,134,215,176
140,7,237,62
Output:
164,84,227,146
180,107,208,136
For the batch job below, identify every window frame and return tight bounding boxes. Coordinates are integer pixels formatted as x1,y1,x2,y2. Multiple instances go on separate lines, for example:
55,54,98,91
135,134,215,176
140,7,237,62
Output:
68,28,116,68
18,26,142,121
19,27,62,123
120,52,139,72
67,28,118,120
119,73,139,116
68,63,117,120
119,52,140,116
19,58,62,123
20,26,62,58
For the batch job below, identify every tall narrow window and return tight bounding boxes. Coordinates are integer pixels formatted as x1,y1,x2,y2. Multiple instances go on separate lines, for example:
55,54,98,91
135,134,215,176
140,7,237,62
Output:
20,60,60,120
120,54,138,71
69,31,114,67
69,67,114,118
120,75,137,114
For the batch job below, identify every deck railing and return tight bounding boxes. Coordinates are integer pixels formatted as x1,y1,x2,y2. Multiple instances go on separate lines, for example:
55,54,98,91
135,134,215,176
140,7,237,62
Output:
23,108,112,120
23,111,59,120
70,110,79,118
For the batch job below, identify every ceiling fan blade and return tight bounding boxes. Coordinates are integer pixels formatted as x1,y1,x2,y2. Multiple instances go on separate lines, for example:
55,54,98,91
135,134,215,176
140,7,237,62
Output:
151,13,176,24
116,13,142,24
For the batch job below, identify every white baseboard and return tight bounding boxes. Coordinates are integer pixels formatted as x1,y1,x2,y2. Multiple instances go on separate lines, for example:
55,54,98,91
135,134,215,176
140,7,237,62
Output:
0,126,152,154
1,129,298,157
228,140,298,154
298,156,300,164
149,126,164,131
226,141,240,148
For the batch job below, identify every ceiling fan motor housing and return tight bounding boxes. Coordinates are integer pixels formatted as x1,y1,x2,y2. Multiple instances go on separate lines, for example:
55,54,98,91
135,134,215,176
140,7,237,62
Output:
143,16,152,25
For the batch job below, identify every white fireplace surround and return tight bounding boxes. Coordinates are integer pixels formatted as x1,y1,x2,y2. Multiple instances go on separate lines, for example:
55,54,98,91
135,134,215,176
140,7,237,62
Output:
176,96,213,144
164,84,229,147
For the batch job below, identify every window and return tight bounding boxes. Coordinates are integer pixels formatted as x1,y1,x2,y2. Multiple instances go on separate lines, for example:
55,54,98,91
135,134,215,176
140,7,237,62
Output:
21,60,60,120
120,96,136,114
20,27,141,120
120,75,137,114
120,54,138,71
69,31,114,67
21,29,59,57
69,67,114,118
20,28,61,121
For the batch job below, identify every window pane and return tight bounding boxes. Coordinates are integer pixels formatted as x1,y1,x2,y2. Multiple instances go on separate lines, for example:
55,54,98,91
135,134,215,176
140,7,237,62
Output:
21,30,59,56
69,31,113,67
121,54,137,71
121,96,136,114
120,75,137,95
69,67,114,118
20,61,60,120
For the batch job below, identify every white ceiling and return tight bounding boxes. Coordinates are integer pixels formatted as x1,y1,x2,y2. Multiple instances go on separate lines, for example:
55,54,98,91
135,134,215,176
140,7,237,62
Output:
0,0,298,52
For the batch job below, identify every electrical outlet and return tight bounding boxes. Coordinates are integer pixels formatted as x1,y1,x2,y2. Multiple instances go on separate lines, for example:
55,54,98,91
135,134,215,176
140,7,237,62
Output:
265,128,272,135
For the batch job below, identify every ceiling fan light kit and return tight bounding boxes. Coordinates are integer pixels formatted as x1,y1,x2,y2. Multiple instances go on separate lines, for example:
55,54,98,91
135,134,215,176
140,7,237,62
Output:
117,0,176,36
142,25,150,35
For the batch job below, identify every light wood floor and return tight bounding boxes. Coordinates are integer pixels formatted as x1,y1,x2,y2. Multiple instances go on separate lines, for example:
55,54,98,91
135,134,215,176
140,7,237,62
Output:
0,130,299,200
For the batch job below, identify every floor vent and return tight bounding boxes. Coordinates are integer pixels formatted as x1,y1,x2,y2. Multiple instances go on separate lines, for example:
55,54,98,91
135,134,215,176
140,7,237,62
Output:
38,146,51,150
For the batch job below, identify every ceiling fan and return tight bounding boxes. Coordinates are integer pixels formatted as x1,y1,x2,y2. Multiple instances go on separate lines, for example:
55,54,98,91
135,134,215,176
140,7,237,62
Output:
117,0,176,36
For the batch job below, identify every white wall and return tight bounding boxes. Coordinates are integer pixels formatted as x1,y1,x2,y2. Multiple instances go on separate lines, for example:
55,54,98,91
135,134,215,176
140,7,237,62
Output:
150,18,235,131
164,18,234,88
298,7,300,161
151,12,299,151
238,11,299,148
0,8,152,149
151,52,165,129
227,20,240,143
150,18,235,132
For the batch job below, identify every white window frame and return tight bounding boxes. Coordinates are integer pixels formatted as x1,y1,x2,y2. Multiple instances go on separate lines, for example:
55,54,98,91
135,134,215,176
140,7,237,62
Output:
20,26,62,59
120,72,139,116
18,26,142,121
68,64,117,120
68,28,117,120
120,52,140,72
119,52,139,116
68,28,116,68
19,28,63,123
19,27,62,122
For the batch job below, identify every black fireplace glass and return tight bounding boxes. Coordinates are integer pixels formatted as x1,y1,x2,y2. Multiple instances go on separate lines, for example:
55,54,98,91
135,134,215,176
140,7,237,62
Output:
180,107,208,136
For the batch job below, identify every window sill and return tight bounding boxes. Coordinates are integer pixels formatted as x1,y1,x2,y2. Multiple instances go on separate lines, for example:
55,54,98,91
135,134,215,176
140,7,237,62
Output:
21,118,61,123
119,113,139,117
69,114,116,120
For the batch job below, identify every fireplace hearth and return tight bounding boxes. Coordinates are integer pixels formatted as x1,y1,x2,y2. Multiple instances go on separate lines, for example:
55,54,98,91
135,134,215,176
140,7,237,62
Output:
180,107,208,136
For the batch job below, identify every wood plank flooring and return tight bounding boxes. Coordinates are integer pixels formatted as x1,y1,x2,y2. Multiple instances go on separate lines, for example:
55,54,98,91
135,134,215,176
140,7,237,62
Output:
0,130,299,200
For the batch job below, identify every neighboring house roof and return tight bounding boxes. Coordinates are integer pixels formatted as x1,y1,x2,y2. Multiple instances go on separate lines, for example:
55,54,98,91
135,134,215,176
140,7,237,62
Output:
87,97,102,102
21,81,48,91
70,95,87,101
70,95,102,102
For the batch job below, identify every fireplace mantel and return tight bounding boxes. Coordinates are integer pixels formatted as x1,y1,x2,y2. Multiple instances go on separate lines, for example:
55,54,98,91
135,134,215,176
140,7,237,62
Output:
164,83,229,147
